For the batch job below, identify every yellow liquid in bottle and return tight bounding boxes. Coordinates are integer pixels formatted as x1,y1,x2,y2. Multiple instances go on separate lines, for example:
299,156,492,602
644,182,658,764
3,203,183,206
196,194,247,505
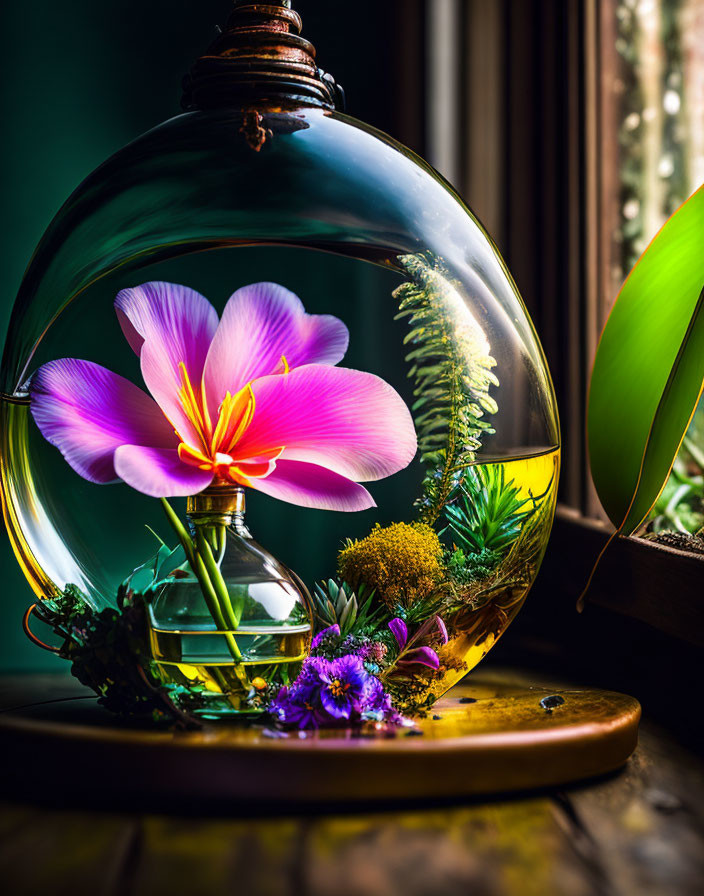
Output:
149,624,310,713
2,393,559,714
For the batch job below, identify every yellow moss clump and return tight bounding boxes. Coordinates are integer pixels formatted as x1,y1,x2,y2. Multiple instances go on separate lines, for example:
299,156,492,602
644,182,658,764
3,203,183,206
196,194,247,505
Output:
337,522,444,609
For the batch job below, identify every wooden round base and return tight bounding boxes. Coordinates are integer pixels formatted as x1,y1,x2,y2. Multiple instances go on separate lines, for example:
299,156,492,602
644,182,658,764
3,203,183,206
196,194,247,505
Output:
0,670,640,806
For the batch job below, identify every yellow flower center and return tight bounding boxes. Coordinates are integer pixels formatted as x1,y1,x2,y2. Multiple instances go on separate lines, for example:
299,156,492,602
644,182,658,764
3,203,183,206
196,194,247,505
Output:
328,678,349,699
174,356,287,485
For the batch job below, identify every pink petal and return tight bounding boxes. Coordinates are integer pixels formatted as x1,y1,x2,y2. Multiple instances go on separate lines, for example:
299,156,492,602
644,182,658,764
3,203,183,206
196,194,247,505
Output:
30,359,176,484
398,647,440,670
233,458,279,479
388,618,408,650
114,445,213,498
245,459,376,511
203,282,349,409
436,616,449,644
115,282,219,447
234,365,417,482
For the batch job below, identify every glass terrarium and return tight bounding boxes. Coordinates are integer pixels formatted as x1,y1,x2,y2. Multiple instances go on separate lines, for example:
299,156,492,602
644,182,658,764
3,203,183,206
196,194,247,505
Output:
0,1,559,721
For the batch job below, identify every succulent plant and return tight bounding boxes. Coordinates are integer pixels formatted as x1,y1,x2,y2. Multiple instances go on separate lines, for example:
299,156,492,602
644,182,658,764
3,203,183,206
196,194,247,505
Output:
312,578,380,637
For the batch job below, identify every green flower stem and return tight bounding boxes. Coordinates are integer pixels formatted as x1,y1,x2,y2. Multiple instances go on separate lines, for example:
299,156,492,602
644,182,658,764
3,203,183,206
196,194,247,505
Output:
231,585,247,628
197,523,246,626
190,548,242,661
200,521,225,562
215,524,227,563
195,529,240,632
160,499,242,662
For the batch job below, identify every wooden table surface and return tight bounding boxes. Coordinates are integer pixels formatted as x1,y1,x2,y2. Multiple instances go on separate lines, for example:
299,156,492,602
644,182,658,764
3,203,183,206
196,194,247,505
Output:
1,669,703,896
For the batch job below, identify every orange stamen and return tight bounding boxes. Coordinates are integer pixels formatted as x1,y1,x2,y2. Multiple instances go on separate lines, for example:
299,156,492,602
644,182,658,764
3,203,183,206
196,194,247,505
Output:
175,363,267,482
212,385,255,456
178,442,214,471
200,378,213,438
210,392,235,453
178,362,212,452
222,386,256,455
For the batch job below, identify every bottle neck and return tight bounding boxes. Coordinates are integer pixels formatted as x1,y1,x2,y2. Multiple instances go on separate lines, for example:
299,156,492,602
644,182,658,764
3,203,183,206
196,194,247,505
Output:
187,485,249,536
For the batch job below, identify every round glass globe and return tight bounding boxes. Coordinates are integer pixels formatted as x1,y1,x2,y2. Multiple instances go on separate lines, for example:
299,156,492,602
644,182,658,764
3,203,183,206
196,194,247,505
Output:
0,102,560,708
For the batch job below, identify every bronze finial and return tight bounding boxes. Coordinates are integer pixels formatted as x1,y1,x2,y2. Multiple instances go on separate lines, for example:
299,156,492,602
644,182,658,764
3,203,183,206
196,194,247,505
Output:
182,1,344,112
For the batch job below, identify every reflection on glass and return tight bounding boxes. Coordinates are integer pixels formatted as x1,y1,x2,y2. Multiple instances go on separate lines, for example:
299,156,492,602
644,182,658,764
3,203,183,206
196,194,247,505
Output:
1,100,560,707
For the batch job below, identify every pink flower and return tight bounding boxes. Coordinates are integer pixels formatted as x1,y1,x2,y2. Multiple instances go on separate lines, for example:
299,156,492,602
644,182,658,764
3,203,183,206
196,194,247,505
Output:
388,615,448,670
31,281,417,510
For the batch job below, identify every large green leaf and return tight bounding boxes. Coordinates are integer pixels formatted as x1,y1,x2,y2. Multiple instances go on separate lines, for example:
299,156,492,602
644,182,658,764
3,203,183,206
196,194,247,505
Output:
588,186,704,535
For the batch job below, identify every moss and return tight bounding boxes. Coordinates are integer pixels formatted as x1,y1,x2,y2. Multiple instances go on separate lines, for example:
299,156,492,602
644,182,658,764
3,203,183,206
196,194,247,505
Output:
446,546,501,583
337,522,444,609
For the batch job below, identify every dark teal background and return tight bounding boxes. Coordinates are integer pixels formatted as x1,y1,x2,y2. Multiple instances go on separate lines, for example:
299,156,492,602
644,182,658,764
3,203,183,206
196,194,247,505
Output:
0,2,418,670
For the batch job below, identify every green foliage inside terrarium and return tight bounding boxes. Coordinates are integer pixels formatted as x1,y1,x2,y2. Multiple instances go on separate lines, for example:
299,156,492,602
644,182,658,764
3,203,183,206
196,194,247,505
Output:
1,87,560,725
9,248,559,723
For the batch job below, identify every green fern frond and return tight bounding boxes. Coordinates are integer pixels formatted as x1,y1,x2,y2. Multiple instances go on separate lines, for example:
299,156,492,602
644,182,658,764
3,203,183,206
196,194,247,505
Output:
393,252,499,524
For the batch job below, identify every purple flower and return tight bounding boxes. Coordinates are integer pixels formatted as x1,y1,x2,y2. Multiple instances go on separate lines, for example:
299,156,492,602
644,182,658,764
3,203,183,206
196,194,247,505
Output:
270,687,326,729
363,674,387,712
30,281,417,509
270,653,401,730
311,624,341,651
319,655,368,720
388,615,448,671
398,646,440,670
356,640,387,666
388,617,408,649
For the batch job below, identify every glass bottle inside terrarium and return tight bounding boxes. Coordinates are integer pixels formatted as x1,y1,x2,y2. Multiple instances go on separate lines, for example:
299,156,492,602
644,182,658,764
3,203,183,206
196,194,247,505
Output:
0,0,560,715
147,486,312,716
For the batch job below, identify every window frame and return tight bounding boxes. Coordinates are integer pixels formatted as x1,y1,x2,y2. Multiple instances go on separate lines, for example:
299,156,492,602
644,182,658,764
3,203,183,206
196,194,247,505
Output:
419,0,704,642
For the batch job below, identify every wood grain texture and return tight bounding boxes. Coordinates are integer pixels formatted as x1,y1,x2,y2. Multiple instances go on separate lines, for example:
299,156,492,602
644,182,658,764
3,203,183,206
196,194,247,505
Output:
0,670,639,805
1,721,702,896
